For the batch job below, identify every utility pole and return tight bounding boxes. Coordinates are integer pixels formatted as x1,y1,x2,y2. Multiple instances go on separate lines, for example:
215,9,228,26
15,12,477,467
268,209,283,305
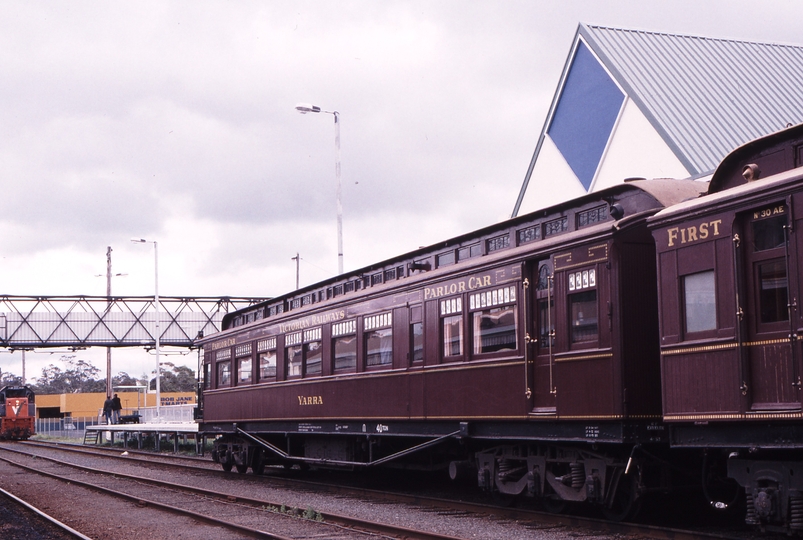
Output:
98,247,127,398
292,253,300,290
106,246,113,399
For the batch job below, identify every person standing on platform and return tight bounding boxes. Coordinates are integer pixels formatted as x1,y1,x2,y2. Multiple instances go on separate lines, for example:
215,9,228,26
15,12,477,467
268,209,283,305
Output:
102,396,113,425
111,393,122,424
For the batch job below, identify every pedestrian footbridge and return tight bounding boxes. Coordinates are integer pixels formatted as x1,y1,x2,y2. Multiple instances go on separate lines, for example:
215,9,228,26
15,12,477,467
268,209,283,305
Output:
0,295,267,349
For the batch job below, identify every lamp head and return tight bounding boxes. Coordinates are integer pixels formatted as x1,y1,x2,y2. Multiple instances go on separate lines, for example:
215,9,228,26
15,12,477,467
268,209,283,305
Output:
295,103,321,114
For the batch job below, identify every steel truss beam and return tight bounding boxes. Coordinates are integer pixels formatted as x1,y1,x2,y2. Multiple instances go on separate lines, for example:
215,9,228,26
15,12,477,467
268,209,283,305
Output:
0,295,267,349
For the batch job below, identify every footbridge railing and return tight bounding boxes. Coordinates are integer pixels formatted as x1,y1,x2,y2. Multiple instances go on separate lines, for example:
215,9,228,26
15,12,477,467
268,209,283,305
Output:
0,295,268,349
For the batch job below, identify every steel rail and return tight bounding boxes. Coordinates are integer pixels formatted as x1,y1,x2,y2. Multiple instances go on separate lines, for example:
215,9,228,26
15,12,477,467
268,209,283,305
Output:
16,440,747,540
0,451,292,539
1,444,463,540
0,486,93,539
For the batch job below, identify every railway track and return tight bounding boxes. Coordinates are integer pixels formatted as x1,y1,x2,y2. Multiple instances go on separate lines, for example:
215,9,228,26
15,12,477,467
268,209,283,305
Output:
0,441,462,539
0,486,92,539
6,440,764,539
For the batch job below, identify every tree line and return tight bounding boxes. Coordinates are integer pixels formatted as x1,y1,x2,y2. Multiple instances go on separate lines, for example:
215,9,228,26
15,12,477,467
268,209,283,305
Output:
0,355,197,394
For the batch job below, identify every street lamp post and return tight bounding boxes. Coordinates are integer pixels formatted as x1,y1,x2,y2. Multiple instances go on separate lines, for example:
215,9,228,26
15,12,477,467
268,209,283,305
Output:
131,238,161,420
295,102,344,275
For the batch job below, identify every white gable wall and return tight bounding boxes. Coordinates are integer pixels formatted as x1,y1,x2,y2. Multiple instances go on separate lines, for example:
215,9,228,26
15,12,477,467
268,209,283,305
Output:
517,134,588,214
590,98,691,192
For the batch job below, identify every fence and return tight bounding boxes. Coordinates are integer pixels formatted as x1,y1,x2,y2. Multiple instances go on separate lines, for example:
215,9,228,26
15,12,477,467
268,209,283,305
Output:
36,416,101,440
35,404,198,440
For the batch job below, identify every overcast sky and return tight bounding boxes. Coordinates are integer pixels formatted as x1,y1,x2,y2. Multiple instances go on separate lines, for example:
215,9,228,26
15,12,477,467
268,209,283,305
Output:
1,0,801,384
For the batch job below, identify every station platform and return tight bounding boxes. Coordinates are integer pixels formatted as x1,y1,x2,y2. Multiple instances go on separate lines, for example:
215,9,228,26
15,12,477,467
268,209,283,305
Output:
84,422,202,453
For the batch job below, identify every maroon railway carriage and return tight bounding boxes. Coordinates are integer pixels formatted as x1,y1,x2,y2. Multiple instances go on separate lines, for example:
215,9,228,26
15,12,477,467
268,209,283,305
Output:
198,178,703,517
0,386,35,440
649,123,803,532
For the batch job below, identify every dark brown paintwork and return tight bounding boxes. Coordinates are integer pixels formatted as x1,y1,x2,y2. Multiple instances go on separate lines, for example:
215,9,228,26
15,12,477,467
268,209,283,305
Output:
200,179,704,442
708,123,803,194
651,123,803,422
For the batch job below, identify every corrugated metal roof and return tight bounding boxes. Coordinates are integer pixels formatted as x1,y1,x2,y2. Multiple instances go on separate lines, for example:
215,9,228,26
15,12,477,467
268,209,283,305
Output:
582,24,803,175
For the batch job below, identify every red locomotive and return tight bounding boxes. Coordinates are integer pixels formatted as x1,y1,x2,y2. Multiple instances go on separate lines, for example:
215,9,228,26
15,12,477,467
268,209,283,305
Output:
0,386,35,440
198,123,803,531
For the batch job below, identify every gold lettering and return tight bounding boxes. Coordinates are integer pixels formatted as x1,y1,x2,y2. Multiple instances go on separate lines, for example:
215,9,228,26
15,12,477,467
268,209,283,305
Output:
298,395,323,406
483,275,491,287
667,227,679,247
298,396,303,405
710,219,721,236
668,220,723,248
458,282,466,292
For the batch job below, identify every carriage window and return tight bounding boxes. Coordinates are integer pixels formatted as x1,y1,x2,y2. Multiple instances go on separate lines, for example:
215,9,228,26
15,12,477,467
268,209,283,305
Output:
441,297,463,358
217,361,231,387
410,305,424,363
365,312,393,366
237,357,252,384
259,350,277,380
568,268,597,344
203,362,211,389
537,263,554,346
236,343,253,385
469,285,517,354
758,260,788,324
683,270,716,333
304,328,323,376
285,331,303,378
752,214,786,251
333,320,357,371
570,291,598,343
257,337,277,380
215,348,231,387
538,300,554,345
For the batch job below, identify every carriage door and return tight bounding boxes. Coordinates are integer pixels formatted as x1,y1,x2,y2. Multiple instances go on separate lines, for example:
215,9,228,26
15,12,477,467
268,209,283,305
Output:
531,260,557,413
742,202,799,411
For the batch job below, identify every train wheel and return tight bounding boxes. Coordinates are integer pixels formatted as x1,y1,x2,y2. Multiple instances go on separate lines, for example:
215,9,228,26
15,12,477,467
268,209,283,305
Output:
236,463,248,474
602,471,640,522
251,450,266,475
221,462,233,472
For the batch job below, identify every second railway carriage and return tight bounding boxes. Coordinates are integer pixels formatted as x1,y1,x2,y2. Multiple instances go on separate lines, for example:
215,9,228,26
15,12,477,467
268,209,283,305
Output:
198,177,704,517
649,123,803,532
